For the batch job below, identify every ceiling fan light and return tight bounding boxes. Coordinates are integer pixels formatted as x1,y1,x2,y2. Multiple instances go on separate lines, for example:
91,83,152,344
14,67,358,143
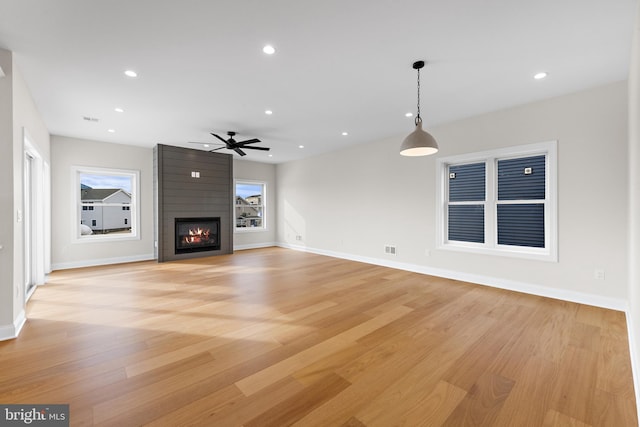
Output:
400,120,438,156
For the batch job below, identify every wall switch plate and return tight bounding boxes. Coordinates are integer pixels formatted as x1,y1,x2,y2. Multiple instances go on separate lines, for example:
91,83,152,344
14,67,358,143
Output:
594,269,605,280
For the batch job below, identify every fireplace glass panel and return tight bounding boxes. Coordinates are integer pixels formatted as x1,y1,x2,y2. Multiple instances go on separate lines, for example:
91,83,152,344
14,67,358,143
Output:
175,217,220,254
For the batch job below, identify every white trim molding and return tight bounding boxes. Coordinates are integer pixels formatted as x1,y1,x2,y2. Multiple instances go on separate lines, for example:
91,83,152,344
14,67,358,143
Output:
279,242,627,312
234,242,278,251
0,310,26,341
51,253,155,271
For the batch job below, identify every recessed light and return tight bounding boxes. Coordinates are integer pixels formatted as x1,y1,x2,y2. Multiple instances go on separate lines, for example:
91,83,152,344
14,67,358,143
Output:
298,145,304,149
534,72,548,80
114,107,124,113
263,45,276,55
341,132,348,136
124,70,138,78
265,110,273,115
405,112,413,117
107,129,115,133
203,144,210,148
268,154,273,157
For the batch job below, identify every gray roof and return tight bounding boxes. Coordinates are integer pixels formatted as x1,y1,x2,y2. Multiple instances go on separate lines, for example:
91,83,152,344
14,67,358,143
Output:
81,188,123,201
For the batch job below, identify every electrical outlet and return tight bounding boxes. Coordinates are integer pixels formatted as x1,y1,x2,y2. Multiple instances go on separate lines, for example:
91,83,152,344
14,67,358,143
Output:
594,269,606,280
296,235,302,241
384,245,397,255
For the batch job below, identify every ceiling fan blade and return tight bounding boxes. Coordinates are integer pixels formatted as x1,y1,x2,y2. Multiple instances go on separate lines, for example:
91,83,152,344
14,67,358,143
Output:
242,146,270,151
209,146,226,152
234,147,246,156
237,138,261,145
210,133,228,144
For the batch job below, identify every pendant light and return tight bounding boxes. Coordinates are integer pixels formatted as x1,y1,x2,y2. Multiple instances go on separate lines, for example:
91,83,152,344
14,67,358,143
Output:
400,60,439,156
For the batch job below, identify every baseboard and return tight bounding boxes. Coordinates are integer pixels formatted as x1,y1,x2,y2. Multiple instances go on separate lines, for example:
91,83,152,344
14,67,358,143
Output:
0,310,26,341
51,253,156,271
234,242,278,251
625,309,640,423
278,243,628,311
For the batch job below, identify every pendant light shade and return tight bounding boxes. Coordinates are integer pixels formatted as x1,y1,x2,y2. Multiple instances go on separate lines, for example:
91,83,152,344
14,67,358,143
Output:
400,60,439,157
400,118,438,156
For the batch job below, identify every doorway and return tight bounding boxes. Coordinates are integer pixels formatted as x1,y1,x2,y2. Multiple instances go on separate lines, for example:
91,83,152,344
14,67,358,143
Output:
23,131,48,301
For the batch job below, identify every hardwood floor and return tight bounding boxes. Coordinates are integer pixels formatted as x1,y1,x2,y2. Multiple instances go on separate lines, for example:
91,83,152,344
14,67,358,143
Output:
0,247,636,426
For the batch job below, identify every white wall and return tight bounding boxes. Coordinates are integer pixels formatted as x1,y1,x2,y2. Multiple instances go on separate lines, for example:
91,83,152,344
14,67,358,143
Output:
0,48,50,340
627,0,640,414
12,55,50,309
51,136,154,269
277,81,629,308
233,159,277,249
0,49,16,337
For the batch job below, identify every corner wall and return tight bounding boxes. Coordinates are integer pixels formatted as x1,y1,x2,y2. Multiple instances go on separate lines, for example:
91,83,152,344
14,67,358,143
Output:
627,0,640,415
0,49,17,339
0,49,50,340
277,81,629,308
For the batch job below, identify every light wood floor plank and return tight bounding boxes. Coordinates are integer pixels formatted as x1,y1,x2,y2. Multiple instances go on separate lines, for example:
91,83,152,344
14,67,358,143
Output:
0,247,634,426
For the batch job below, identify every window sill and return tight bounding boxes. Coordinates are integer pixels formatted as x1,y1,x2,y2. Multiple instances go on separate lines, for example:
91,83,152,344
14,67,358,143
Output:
73,233,140,243
235,228,268,234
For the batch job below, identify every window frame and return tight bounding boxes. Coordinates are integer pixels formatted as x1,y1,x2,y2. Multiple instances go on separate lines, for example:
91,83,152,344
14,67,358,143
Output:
234,179,267,232
72,165,140,242
436,141,557,262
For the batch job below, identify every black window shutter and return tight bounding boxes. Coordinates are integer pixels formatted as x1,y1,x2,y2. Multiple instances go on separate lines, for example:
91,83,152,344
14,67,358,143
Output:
497,204,545,248
498,155,545,200
448,205,485,243
449,163,486,202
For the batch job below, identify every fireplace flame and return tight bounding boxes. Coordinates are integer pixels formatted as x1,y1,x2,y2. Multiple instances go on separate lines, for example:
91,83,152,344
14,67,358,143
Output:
184,227,211,244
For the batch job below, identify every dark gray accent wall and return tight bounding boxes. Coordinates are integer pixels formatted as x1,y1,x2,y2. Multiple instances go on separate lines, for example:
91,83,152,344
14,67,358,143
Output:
155,144,233,262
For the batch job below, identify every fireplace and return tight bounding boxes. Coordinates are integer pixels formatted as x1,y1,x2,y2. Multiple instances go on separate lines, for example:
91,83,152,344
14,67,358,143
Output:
175,217,221,254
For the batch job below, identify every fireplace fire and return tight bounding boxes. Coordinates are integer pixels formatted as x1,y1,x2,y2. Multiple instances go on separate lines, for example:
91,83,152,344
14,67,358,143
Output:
175,217,220,254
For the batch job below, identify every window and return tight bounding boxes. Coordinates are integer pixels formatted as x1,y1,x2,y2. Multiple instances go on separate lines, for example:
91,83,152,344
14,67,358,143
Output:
235,180,266,231
436,141,557,261
73,166,140,241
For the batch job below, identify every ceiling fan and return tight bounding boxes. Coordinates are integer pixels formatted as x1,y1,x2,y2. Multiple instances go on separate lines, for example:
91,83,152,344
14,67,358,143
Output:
196,131,270,157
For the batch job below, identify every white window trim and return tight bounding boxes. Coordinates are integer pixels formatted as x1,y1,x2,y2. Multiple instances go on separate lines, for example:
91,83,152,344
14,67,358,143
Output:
234,179,267,233
436,141,558,262
71,165,140,243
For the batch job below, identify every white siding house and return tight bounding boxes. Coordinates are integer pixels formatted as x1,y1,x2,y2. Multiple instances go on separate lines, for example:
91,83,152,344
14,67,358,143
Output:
81,188,131,233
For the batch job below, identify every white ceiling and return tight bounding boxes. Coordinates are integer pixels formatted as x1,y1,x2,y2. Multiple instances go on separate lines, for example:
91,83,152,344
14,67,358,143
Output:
0,0,637,163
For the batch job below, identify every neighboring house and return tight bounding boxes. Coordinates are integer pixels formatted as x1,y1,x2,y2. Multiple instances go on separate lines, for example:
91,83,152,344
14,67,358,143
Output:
246,195,261,205
80,188,131,233
235,196,262,227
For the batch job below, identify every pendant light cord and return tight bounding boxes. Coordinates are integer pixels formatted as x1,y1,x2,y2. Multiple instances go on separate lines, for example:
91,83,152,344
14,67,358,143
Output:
415,67,422,125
